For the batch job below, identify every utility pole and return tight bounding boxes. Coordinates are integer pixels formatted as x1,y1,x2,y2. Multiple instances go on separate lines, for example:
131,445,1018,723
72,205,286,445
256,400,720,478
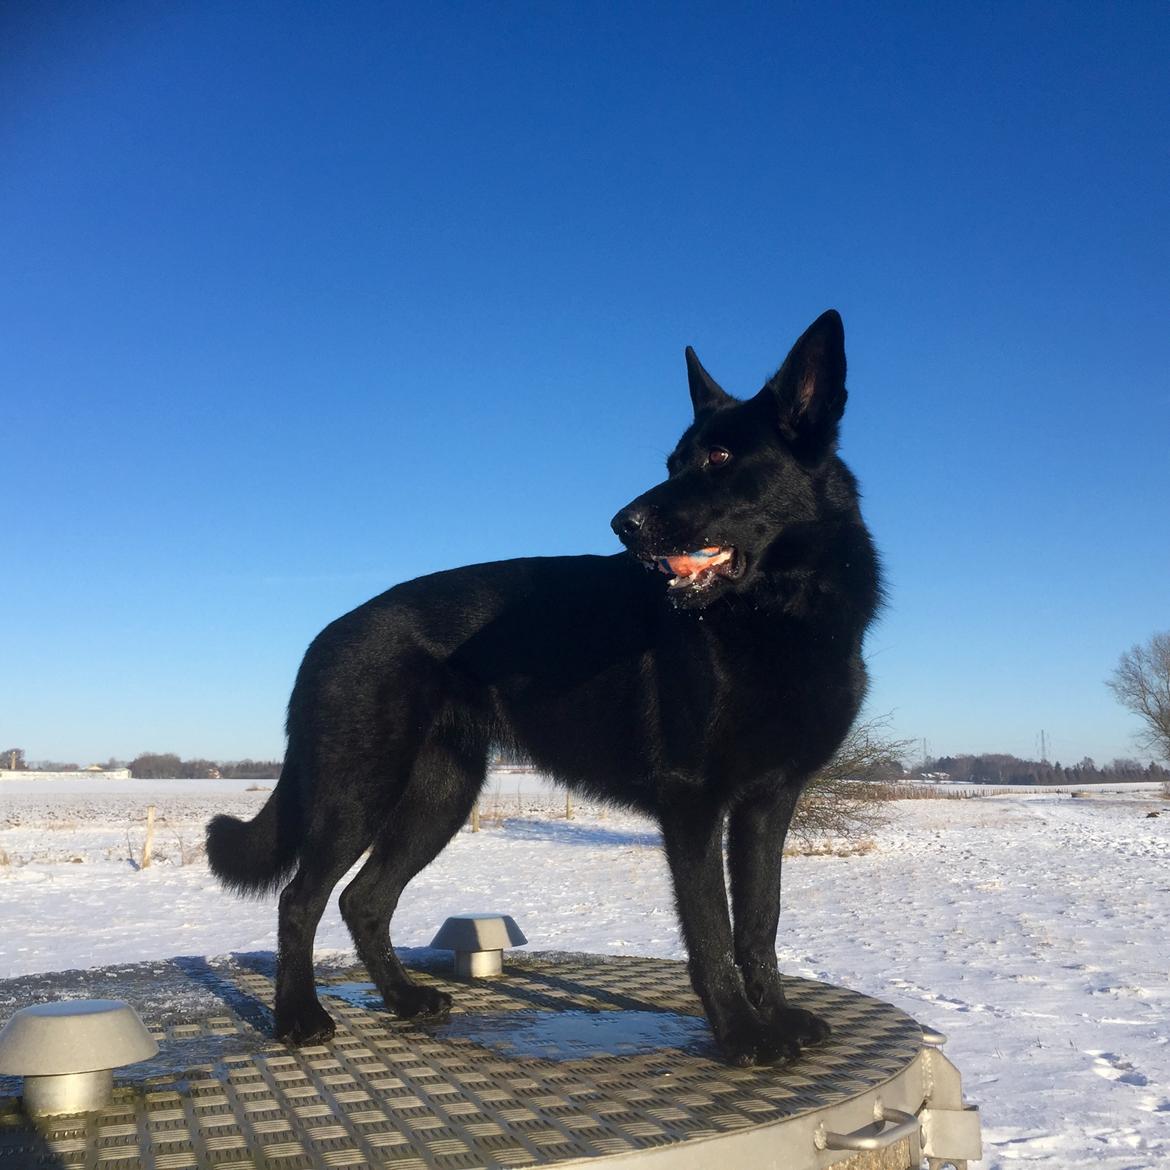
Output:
1040,729,1048,764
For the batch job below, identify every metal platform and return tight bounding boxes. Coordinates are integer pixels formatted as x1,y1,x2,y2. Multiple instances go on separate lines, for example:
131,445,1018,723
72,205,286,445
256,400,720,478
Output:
0,953,980,1169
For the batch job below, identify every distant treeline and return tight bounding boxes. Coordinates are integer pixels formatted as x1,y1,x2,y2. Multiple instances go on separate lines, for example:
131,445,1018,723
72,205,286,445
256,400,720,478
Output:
127,753,283,779
2,748,282,779
9,744,1167,786
924,754,1170,786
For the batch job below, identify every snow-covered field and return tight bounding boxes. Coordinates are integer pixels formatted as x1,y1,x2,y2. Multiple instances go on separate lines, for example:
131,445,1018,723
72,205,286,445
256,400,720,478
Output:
1,776,1167,1169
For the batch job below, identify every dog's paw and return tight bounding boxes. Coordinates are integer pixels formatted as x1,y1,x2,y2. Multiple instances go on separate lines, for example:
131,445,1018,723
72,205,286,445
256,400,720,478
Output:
746,1005,831,1064
715,1017,801,1068
716,1029,763,1068
764,1005,831,1047
715,1005,831,1066
275,1000,336,1046
392,983,453,1020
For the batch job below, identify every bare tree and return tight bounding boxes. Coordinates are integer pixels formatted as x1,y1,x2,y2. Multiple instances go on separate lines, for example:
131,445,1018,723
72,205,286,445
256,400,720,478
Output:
790,716,912,846
1107,632,1170,764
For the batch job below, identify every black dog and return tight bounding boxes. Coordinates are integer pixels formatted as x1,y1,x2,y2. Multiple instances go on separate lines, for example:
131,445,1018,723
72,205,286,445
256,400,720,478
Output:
207,310,881,1067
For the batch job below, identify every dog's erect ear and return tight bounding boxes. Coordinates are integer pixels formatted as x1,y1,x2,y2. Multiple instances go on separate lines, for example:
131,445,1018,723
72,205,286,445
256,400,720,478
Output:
685,346,731,416
755,310,847,454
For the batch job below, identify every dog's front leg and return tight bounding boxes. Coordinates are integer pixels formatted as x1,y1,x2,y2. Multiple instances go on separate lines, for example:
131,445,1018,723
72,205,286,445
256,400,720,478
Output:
660,796,788,1066
727,783,830,1052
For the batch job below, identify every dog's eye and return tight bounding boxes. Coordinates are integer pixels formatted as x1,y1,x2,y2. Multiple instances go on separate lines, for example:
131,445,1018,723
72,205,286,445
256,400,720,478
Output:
707,447,731,466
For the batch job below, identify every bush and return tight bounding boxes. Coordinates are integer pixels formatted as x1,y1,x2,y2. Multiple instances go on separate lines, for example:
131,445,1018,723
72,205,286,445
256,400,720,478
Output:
790,716,912,847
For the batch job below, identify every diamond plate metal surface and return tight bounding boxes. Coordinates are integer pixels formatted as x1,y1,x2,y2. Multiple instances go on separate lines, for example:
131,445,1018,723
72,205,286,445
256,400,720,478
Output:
0,953,925,1168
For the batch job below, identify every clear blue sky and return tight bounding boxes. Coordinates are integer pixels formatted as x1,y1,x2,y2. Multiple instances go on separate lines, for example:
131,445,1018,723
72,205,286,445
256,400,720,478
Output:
3,2,1168,767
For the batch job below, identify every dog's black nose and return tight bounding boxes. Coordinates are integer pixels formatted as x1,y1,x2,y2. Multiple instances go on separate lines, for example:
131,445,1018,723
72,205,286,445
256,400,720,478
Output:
611,506,647,543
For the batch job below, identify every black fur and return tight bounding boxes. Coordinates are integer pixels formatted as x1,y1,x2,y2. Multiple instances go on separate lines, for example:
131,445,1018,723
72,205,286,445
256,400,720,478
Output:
207,310,881,1066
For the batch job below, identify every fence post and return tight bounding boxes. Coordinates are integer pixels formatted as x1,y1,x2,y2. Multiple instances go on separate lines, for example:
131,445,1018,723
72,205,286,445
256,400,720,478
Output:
470,804,480,832
141,805,156,870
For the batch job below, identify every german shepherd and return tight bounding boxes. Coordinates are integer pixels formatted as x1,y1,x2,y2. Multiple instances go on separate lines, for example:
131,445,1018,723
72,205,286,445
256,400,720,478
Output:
207,310,881,1067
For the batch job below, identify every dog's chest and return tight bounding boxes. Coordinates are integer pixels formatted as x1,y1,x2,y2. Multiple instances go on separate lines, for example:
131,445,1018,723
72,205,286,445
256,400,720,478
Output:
651,614,862,786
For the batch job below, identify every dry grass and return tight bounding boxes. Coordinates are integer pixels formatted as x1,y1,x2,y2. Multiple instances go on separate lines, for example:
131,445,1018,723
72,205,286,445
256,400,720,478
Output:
0,847,10,867
785,837,876,858
872,783,982,801
473,785,575,828
175,834,206,866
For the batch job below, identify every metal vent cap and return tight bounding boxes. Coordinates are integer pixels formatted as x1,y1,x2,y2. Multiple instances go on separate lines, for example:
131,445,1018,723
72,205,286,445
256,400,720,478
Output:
0,999,158,1115
430,913,527,952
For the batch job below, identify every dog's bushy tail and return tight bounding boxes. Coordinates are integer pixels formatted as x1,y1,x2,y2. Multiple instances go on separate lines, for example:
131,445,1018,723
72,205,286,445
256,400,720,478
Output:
206,768,302,896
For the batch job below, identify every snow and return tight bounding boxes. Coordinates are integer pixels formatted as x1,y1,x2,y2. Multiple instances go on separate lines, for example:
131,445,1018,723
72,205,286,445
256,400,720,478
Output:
1,777,1168,1168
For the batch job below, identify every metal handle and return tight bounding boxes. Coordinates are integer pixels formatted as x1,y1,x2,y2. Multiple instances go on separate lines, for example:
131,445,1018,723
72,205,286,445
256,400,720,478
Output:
815,1101,920,1152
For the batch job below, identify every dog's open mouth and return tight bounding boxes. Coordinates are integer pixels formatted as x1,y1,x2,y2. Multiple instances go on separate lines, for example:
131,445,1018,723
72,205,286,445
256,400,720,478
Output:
645,546,741,592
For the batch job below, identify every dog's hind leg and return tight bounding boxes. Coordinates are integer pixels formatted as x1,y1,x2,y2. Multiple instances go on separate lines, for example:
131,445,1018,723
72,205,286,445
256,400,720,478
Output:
274,833,372,1045
727,781,830,1049
338,725,487,1020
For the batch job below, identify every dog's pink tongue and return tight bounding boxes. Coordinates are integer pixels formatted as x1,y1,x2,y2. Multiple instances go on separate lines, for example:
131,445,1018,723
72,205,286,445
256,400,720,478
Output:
664,547,723,577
